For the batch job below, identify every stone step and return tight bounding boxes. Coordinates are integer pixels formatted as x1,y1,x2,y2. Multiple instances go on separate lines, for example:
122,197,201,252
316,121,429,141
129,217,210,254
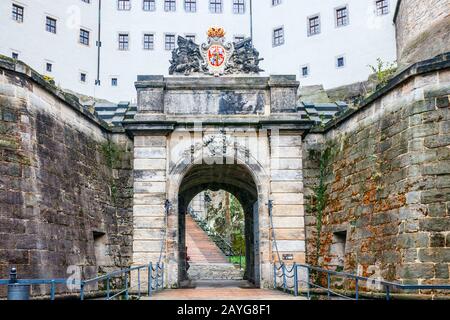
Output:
186,215,229,264
188,263,245,281
191,216,237,257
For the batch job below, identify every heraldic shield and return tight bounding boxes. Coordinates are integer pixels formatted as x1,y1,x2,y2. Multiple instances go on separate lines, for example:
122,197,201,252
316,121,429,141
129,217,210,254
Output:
169,26,264,76
200,27,234,76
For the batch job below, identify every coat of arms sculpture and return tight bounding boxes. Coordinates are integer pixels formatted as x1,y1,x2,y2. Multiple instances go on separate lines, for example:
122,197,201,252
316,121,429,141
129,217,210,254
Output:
169,27,264,77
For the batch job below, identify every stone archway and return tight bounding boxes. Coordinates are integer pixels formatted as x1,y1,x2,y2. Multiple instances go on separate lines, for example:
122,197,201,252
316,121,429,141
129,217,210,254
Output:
177,163,260,285
167,146,271,288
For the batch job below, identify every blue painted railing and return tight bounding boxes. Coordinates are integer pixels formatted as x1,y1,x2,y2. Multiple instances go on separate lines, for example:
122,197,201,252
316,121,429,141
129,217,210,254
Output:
274,263,450,300
0,262,164,300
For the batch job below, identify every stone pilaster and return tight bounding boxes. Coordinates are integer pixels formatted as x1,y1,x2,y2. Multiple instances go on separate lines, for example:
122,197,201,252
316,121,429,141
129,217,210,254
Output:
269,132,306,264
132,135,169,288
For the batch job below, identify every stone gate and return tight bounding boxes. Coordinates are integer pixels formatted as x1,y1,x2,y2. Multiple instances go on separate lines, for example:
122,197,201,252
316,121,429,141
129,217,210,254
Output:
124,75,311,288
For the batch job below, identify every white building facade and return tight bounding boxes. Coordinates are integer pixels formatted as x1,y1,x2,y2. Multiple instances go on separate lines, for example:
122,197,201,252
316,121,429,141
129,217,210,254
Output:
0,0,398,102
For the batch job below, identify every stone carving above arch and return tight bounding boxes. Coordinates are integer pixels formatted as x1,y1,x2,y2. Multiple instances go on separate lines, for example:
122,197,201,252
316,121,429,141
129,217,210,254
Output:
180,132,250,162
168,132,269,194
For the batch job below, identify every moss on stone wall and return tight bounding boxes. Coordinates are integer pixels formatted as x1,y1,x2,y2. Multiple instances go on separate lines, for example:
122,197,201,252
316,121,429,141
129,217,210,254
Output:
102,140,124,169
307,141,339,266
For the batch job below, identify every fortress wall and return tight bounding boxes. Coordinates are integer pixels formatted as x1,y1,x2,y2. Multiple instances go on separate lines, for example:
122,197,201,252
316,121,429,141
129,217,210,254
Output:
0,59,133,296
304,55,450,286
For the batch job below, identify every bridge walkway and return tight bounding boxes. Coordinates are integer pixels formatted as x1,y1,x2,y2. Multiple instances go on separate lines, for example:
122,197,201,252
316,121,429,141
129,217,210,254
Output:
143,280,306,300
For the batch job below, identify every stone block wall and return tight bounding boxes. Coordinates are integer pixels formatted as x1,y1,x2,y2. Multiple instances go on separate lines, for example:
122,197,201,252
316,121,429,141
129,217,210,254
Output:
395,0,450,65
270,132,306,264
0,60,133,296
304,58,450,286
132,135,169,286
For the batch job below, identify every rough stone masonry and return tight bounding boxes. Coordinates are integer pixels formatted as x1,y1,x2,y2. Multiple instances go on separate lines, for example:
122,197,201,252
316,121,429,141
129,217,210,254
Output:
0,57,133,296
304,53,450,288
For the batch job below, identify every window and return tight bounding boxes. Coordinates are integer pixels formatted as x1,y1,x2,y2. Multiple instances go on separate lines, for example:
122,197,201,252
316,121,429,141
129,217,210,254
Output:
12,4,24,23
234,35,245,43
46,17,57,34
118,0,131,10
185,34,196,42
308,15,320,36
46,63,53,73
165,0,176,11
80,73,87,83
144,33,154,50
336,6,349,27
80,29,90,45
143,0,156,11
272,0,281,6
185,0,196,12
209,0,222,13
118,33,129,50
12,52,19,60
301,65,309,77
336,56,345,68
111,78,118,86
165,34,176,50
376,0,389,15
273,27,284,47
233,0,245,14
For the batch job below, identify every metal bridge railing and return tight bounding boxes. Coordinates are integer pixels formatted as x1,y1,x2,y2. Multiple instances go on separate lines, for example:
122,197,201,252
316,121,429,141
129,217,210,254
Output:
0,274,75,300
0,262,164,300
274,263,450,300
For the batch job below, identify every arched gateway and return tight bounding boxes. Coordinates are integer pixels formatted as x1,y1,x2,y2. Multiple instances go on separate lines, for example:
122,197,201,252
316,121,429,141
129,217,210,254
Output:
124,29,311,288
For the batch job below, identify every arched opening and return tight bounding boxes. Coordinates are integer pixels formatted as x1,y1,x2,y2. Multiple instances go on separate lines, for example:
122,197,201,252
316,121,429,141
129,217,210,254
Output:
177,163,260,286
186,190,246,281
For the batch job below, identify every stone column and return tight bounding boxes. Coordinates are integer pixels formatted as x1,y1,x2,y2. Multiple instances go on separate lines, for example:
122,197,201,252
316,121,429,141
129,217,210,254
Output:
132,135,170,289
269,131,305,264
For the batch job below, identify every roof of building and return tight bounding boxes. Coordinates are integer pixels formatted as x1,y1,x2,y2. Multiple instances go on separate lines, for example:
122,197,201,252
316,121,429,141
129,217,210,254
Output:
94,101,135,127
94,101,348,127
298,101,348,123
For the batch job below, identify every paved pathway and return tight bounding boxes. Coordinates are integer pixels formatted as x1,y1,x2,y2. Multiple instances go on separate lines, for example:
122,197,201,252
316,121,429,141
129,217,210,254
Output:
186,215,229,264
144,280,305,300
159,218,302,300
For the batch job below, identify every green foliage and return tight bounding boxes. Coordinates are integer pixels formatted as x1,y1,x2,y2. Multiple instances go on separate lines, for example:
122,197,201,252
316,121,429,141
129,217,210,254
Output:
319,114,327,128
101,140,124,205
110,183,118,204
43,75,56,85
368,58,397,89
205,191,246,255
101,140,122,169
335,266,344,273
230,256,246,269
230,195,246,254
309,143,337,266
